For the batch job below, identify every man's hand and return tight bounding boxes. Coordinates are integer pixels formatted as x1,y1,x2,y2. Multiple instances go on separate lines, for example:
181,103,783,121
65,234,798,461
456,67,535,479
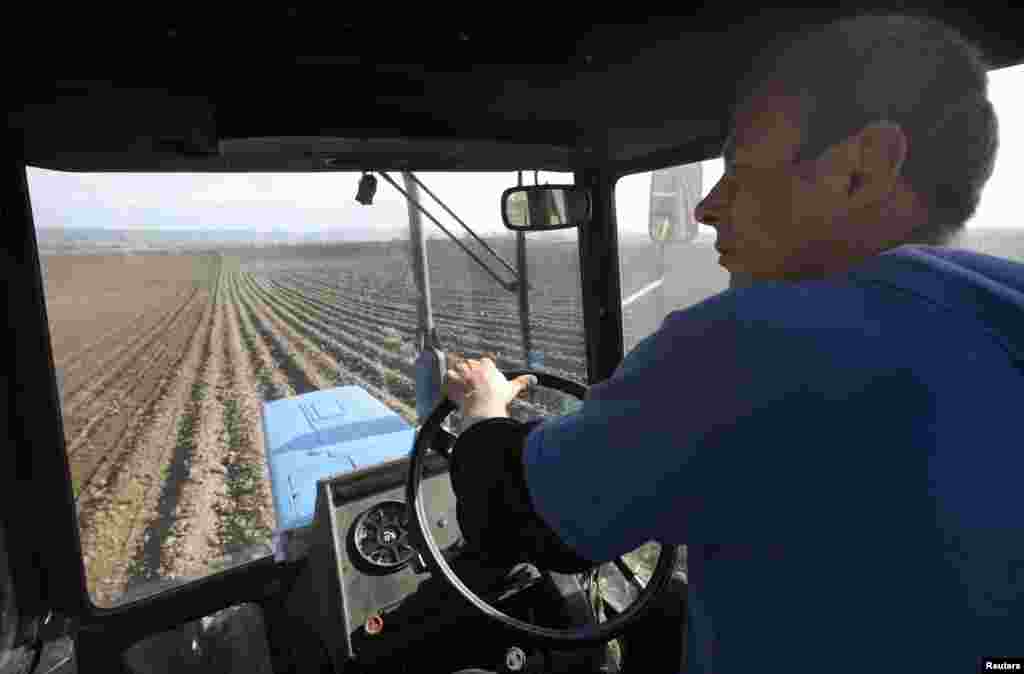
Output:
444,355,537,418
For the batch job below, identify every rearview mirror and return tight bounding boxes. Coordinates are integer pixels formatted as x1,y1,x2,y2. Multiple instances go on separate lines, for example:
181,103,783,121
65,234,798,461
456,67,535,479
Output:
501,185,591,231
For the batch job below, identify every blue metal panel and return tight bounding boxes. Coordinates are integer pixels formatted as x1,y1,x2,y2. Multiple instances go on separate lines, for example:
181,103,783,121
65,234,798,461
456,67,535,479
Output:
415,347,445,423
261,386,416,532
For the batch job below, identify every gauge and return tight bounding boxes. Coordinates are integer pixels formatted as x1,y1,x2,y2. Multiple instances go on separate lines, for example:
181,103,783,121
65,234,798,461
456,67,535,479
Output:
350,500,416,571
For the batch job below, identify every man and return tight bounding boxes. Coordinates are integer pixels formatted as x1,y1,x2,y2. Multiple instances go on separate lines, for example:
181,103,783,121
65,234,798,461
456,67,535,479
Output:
446,12,1022,672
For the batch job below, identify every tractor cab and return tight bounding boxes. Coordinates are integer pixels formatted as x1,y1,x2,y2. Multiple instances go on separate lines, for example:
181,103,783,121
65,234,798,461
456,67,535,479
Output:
3,9,1023,674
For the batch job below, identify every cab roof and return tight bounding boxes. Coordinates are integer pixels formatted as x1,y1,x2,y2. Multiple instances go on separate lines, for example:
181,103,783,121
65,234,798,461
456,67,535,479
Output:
8,7,1024,175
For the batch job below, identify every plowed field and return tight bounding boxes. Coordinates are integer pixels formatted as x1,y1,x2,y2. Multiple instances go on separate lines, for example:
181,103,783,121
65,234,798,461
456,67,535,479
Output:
41,240,595,606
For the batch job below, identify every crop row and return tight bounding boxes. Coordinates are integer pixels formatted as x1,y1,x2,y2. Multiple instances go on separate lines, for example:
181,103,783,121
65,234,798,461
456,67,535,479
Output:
298,265,588,322
132,256,226,583
242,272,574,421
292,266,587,342
235,269,417,420
242,271,546,421
80,259,221,605
216,269,278,559
56,286,191,379
70,290,209,501
265,273,589,416
63,287,203,462
236,271,316,398
229,270,293,402
270,271,586,367
126,269,220,584
241,272,424,424
265,274,586,380
260,278,585,419
297,250,589,313
278,269,587,349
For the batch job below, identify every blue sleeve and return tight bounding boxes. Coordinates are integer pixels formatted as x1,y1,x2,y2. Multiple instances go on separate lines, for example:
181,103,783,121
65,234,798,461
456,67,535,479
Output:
521,284,841,562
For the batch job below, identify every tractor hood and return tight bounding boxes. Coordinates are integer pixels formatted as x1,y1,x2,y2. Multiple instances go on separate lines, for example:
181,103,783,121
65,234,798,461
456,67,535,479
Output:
261,387,416,534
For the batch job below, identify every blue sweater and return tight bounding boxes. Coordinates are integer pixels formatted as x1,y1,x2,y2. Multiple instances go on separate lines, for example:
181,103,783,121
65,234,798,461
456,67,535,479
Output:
522,244,1024,672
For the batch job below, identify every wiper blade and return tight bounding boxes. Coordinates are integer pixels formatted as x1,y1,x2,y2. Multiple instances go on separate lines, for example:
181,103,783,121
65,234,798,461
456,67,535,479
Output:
407,172,520,279
378,171,521,293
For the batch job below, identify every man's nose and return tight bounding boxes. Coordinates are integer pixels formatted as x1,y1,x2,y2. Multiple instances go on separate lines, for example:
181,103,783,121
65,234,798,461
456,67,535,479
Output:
694,179,726,230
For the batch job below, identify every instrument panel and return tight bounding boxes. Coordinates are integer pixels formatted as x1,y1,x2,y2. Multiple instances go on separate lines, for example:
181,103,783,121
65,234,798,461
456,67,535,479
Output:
311,451,461,669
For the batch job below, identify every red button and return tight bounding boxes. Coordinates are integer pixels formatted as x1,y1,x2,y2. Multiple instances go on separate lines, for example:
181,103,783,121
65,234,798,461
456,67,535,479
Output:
365,614,384,635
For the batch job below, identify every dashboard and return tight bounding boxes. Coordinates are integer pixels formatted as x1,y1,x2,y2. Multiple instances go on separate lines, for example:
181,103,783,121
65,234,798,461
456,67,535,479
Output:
304,450,615,673
309,450,465,669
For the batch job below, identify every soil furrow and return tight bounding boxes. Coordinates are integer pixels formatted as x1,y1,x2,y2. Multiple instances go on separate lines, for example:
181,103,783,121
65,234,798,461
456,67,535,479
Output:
246,273,558,423
276,273,586,373
118,258,223,600
249,274,424,392
234,275,318,397
77,258,220,606
241,273,419,424
286,270,586,349
159,268,230,581
244,272,415,414
247,274,412,410
55,286,191,375
292,263,586,320
68,291,208,501
295,265,587,328
215,265,276,564
129,303,218,587
250,274,566,420
62,287,204,464
268,275,586,378
230,269,294,402
61,285,201,409
240,277,337,392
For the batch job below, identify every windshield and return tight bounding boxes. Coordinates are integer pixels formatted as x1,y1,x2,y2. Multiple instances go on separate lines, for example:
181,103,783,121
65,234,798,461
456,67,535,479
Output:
28,169,588,607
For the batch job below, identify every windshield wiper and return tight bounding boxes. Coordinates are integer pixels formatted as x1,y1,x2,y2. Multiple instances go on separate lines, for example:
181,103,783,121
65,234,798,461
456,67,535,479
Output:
378,171,525,293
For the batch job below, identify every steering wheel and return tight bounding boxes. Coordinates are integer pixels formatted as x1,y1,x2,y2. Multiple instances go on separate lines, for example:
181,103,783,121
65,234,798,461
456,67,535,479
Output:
405,369,678,648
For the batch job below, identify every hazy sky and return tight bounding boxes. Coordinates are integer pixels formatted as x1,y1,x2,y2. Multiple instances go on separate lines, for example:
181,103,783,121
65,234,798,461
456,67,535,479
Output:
27,63,1023,241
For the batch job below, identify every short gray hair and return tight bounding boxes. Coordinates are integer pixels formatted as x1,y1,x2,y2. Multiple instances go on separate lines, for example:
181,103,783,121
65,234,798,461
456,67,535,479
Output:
734,13,999,245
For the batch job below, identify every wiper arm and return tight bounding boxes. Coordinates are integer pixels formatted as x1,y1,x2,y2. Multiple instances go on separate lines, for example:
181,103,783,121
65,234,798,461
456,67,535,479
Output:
378,171,523,293
406,173,520,280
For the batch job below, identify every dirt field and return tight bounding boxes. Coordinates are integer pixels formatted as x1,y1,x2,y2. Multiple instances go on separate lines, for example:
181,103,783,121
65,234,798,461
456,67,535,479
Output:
40,239,600,606
41,252,276,605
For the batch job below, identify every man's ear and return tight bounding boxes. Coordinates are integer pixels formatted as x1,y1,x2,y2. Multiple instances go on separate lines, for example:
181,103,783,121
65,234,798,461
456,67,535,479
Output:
847,121,908,204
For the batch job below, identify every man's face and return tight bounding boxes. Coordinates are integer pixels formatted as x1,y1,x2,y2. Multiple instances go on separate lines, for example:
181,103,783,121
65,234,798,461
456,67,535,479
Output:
695,88,851,281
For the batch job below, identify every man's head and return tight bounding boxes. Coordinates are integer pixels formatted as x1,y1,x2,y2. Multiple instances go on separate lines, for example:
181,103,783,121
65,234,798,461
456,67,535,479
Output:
695,13,999,282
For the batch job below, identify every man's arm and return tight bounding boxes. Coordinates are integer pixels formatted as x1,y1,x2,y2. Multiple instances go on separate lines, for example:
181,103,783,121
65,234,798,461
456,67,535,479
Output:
448,291,752,568
450,282,870,568
518,286,795,563
448,416,598,573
